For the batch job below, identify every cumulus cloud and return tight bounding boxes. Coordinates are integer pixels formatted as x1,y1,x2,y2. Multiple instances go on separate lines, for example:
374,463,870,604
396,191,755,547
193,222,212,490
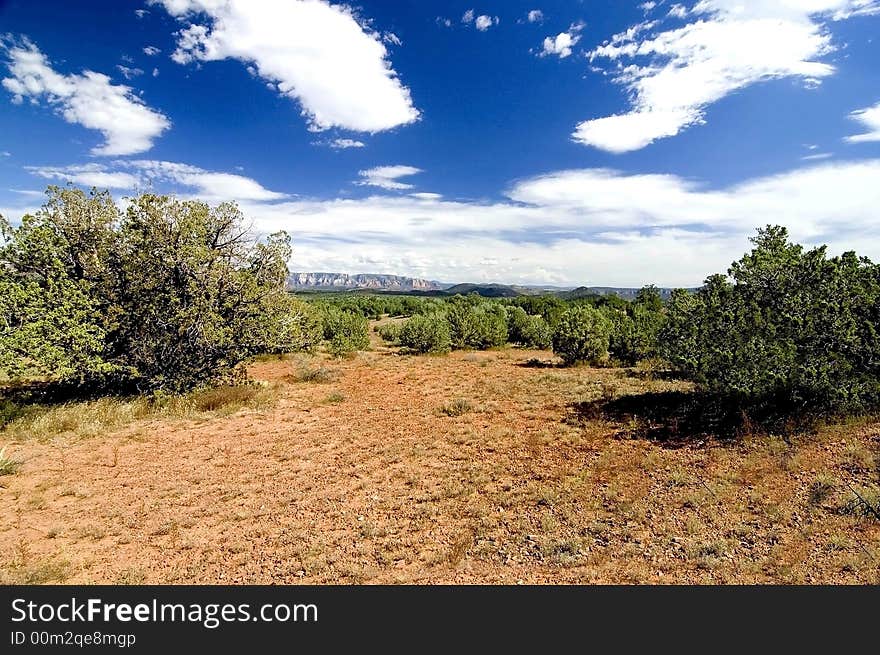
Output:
527,10,544,23
143,46,161,56
474,15,499,31
357,165,422,190
462,9,475,24
845,100,880,143
1,39,170,155
149,0,419,133
576,1,880,153
27,160,285,202
540,22,585,58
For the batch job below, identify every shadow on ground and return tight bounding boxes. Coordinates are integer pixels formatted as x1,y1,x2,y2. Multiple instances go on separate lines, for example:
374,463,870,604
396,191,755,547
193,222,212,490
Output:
564,391,816,447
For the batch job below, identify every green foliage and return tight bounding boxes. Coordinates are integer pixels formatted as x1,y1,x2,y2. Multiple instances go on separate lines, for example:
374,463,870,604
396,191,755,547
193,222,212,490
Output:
506,306,552,349
398,314,451,354
552,305,612,366
0,187,315,391
660,226,880,417
606,288,665,365
375,322,402,344
446,295,508,350
323,308,370,357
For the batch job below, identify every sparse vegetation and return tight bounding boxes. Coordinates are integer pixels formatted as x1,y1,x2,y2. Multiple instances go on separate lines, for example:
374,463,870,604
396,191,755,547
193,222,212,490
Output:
439,398,474,417
0,445,20,475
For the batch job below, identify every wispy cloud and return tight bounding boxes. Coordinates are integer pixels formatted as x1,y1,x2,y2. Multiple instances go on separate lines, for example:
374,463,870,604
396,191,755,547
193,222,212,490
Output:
845,100,880,143
26,160,285,201
357,165,422,190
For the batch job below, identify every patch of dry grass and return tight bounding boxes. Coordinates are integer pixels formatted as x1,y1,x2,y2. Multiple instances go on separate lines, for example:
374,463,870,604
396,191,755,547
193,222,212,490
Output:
0,383,280,442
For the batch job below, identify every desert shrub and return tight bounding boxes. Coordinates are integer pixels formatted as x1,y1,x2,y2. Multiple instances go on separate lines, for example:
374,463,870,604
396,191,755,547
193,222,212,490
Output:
376,322,403,344
439,398,474,416
323,309,370,357
660,226,880,421
606,301,665,366
552,305,612,366
446,297,508,350
0,187,313,392
398,314,451,354
506,306,552,349
0,445,20,476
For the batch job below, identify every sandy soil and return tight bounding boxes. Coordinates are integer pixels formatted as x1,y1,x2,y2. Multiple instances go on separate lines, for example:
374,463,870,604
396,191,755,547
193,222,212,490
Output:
2,337,879,584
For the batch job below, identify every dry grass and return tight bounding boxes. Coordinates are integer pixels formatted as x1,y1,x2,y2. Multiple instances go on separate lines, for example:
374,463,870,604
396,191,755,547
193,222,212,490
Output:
0,445,20,476
0,383,280,442
1,337,878,585
439,398,474,417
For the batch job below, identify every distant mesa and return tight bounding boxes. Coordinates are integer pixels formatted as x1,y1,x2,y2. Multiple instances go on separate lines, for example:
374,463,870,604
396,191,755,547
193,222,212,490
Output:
288,273,681,299
287,272,447,292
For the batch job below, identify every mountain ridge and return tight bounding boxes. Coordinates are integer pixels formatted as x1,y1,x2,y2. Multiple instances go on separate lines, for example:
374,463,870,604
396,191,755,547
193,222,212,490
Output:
288,272,683,298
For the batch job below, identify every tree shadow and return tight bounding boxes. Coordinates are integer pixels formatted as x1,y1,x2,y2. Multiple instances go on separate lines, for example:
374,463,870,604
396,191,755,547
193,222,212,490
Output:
564,390,810,447
518,358,562,369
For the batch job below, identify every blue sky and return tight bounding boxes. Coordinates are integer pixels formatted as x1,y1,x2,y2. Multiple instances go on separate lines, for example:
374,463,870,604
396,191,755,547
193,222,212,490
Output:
1,0,879,286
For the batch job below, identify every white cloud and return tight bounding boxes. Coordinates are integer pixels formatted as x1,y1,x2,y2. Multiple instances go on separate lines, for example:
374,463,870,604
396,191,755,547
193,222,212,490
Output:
1,39,170,155
116,65,144,79
27,164,142,190
540,23,585,58
576,1,880,153
15,158,880,286
528,10,544,23
639,2,657,11
845,100,880,143
27,160,285,202
474,15,499,31
135,9,149,19
227,160,880,286
357,165,422,190
0,151,10,157
328,138,366,149
437,17,453,28
143,46,161,56
150,0,419,133
802,152,832,160
462,9,475,24
667,4,689,19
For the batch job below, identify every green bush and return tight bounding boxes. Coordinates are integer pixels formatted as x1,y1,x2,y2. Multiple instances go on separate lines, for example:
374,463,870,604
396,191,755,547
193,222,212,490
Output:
506,306,552,349
376,322,402,344
398,314,451,354
606,299,665,366
552,305,612,366
0,187,308,392
323,309,370,357
660,226,880,418
446,296,508,350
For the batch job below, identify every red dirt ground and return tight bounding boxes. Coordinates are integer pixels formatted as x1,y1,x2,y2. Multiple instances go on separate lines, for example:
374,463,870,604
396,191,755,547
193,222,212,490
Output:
2,340,879,584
